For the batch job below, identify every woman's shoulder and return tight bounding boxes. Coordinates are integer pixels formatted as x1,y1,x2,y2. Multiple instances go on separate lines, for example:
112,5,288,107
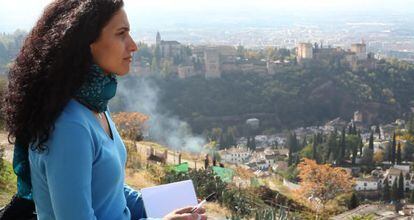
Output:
54,99,96,131
30,99,99,157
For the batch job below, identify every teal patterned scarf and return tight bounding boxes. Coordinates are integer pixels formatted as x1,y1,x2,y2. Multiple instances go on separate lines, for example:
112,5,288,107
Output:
75,64,118,113
13,64,117,200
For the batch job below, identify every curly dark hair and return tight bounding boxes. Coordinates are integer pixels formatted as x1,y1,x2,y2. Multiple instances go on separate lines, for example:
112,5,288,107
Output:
3,0,124,151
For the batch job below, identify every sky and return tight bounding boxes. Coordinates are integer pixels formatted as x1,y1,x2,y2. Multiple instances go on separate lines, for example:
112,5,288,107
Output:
0,0,413,33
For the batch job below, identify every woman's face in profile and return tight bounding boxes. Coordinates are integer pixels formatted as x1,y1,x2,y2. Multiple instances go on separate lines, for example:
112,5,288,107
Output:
90,8,137,76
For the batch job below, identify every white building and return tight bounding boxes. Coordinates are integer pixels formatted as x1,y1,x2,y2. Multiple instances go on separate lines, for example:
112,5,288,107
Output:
264,154,277,166
256,160,269,170
355,176,379,191
219,147,251,164
177,65,196,79
380,166,414,191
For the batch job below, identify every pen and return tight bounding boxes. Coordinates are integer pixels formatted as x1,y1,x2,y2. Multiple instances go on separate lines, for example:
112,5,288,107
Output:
191,192,216,213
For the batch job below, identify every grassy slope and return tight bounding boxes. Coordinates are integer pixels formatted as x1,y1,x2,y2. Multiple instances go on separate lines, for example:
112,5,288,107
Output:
0,160,17,207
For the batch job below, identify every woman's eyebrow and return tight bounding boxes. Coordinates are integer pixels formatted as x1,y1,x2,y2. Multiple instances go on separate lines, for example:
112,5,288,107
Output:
116,26,130,32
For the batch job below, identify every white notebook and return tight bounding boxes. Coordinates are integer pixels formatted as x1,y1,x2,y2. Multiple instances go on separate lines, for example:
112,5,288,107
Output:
141,180,198,218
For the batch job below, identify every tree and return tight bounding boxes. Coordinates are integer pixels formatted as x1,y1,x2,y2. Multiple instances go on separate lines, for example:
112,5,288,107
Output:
251,136,256,151
112,112,149,142
368,132,374,150
385,143,392,162
219,133,226,150
362,147,374,165
392,133,396,164
383,178,390,202
349,192,359,209
347,135,360,165
327,132,338,163
287,132,298,165
226,127,237,148
408,116,414,135
404,141,414,162
398,172,405,200
397,142,402,164
295,158,354,212
358,132,364,156
375,125,381,139
150,56,159,72
247,136,251,149
293,132,298,151
348,124,353,135
302,136,307,149
211,128,223,142
410,189,414,203
0,76,6,129
0,145,8,186
391,178,399,202
373,150,384,163
352,125,357,135
272,140,278,149
312,135,318,163
337,127,346,164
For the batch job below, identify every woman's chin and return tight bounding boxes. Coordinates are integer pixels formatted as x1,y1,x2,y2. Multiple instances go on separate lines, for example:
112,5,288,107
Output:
115,68,130,76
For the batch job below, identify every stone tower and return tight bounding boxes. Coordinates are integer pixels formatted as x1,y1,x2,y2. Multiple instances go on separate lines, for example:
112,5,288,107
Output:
156,31,161,45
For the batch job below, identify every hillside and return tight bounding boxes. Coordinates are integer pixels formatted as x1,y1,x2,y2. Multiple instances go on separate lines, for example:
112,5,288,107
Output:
112,59,414,134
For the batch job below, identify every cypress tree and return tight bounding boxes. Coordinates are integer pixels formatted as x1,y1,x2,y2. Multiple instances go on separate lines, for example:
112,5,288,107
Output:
352,143,358,165
219,133,225,150
338,127,346,164
410,189,414,203
397,142,402,164
293,132,298,152
409,115,414,135
349,192,359,209
302,136,307,149
398,172,405,199
391,132,397,164
383,179,390,202
392,178,399,201
251,136,256,151
227,129,235,148
375,125,381,139
352,125,357,135
404,141,414,161
312,135,318,163
317,132,323,144
287,133,293,166
385,143,392,162
369,132,374,150
247,136,251,149
358,131,363,156
327,132,337,163
392,133,396,164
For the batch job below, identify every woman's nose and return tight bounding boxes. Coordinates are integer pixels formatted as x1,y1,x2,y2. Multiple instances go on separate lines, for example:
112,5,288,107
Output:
129,36,138,52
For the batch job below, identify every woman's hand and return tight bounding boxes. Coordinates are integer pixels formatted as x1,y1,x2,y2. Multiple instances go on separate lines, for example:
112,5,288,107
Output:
163,206,207,220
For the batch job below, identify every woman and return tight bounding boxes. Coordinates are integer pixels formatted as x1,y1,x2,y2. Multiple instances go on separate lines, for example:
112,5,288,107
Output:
1,0,206,219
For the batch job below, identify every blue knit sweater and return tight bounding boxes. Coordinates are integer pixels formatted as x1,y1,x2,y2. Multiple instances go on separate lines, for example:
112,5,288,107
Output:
29,99,147,220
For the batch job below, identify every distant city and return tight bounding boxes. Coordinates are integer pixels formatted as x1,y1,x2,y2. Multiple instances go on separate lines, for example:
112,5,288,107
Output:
135,22,414,63
130,31,388,79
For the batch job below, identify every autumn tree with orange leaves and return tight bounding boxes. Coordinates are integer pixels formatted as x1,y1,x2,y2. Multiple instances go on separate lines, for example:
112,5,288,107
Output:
112,112,149,170
112,112,149,141
295,158,354,213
